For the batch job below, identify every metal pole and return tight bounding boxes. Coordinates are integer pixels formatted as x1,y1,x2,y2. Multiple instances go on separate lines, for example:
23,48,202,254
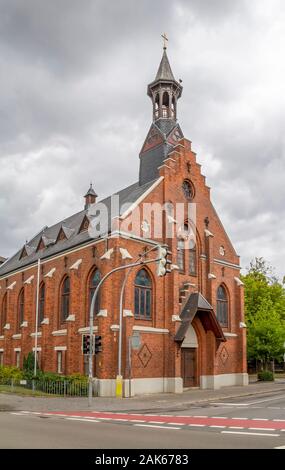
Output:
88,255,161,407
117,245,159,398
34,258,41,377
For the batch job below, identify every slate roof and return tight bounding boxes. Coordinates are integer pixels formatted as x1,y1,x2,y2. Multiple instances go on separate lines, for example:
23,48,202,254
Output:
155,49,176,81
0,179,157,277
0,256,6,264
174,293,226,343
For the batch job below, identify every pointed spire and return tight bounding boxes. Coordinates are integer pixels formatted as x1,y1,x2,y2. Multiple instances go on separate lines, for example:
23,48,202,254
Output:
84,182,97,198
155,48,176,82
84,183,97,210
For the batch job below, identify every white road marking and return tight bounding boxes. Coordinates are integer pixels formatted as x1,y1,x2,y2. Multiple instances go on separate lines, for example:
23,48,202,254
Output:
11,412,27,416
209,425,226,428
149,421,165,424
229,426,244,429
131,419,145,423
211,403,249,406
193,415,208,418
222,431,280,437
247,395,285,405
273,419,285,422
212,416,227,419
274,445,285,449
169,422,185,426
232,417,248,420
252,418,269,421
188,424,205,427
65,418,100,423
134,424,180,430
249,427,275,431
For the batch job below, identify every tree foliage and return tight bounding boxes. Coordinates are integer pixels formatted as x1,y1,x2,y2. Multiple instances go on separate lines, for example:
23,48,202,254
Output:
242,258,285,368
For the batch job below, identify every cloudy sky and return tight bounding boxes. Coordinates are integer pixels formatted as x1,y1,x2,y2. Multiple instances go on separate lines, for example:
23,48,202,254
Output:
0,0,284,278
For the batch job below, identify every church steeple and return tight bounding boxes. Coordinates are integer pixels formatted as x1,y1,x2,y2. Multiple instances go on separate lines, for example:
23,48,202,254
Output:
147,39,182,122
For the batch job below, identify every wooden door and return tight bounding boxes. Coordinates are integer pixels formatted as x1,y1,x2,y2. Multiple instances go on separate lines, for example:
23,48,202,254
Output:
182,348,197,387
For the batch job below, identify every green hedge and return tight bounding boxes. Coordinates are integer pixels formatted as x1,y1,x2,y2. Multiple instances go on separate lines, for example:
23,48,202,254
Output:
258,370,274,381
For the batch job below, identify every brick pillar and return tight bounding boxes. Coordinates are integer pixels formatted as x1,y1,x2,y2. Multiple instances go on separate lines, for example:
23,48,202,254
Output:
205,230,215,304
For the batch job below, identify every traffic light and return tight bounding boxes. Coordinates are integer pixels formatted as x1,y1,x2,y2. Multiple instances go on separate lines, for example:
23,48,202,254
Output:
94,335,102,354
157,245,172,276
82,334,92,355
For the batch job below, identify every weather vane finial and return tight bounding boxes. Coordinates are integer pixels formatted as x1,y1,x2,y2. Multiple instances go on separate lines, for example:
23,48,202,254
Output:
161,32,168,50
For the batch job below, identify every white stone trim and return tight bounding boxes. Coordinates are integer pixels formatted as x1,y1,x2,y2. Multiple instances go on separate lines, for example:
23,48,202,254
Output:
0,336,4,340
205,229,214,237
172,315,181,322
78,326,98,334
224,332,238,337
12,334,21,339
95,377,183,397
41,318,49,325
30,332,42,337
97,309,108,317
14,347,21,352
54,346,67,351
24,275,34,284
0,348,4,352
119,248,133,260
32,347,42,352
110,324,119,332
240,322,247,328
70,259,82,270
208,273,216,279
214,259,241,270
20,321,28,328
66,314,75,322
3,323,10,330
133,326,169,334
44,267,56,278
200,373,249,389
7,281,16,290
123,309,133,317
120,176,164,219
52,329,67,336
234,276,244,286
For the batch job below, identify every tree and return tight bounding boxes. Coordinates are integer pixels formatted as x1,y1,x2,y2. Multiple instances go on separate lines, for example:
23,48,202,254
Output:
242,258,285,370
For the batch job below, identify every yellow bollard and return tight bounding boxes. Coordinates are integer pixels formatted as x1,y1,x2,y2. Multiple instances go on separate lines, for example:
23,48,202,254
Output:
116,375,123,398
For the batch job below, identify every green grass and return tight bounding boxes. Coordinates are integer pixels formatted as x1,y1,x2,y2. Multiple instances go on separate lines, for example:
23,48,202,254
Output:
0,385,57,397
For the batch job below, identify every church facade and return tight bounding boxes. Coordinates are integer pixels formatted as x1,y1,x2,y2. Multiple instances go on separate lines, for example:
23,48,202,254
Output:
0,47,248,395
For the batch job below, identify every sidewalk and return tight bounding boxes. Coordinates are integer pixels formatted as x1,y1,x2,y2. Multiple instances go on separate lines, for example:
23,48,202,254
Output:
1,379,285,413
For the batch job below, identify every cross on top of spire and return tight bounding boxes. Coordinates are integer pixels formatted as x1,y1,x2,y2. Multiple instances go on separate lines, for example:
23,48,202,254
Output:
161,32,168,50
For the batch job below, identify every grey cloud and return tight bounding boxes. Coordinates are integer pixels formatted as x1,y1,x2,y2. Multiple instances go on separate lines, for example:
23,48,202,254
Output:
0,0,284,279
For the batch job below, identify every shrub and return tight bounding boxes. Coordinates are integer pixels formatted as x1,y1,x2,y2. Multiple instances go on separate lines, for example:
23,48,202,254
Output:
0,366,24,383
258,370,274,381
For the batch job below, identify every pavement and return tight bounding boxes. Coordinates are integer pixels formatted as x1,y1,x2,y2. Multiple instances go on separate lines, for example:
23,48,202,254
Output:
0,377,285,413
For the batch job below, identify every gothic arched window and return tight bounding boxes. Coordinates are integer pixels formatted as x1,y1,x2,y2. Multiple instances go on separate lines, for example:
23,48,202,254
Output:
39,283,45,324
0,294,7,334
134,269,152,319
162,91,170,118
217,285,228,327
60,277,70,324
89,268,101,318
189,238,197,276
17,288,25,331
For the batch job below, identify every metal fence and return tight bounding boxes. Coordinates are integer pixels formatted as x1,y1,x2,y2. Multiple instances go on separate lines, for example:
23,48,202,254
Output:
0,378,89,397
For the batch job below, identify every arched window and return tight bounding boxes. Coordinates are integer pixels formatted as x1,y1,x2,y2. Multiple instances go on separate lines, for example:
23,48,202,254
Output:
154,93,159,118
217,285,228,327
189,238,197,276
89,269,101,317
61,277,70,323
0,294,7,334
39,283,45,324
17,288,25,331
177,238,185,272
162,91,169,118
134,269,152,320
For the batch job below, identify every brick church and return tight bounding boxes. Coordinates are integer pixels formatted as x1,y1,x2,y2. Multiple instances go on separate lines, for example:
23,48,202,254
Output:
0,45,248,396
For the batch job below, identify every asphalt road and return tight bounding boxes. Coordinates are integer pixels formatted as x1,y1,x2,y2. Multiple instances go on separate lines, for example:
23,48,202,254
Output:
1,389,285,449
